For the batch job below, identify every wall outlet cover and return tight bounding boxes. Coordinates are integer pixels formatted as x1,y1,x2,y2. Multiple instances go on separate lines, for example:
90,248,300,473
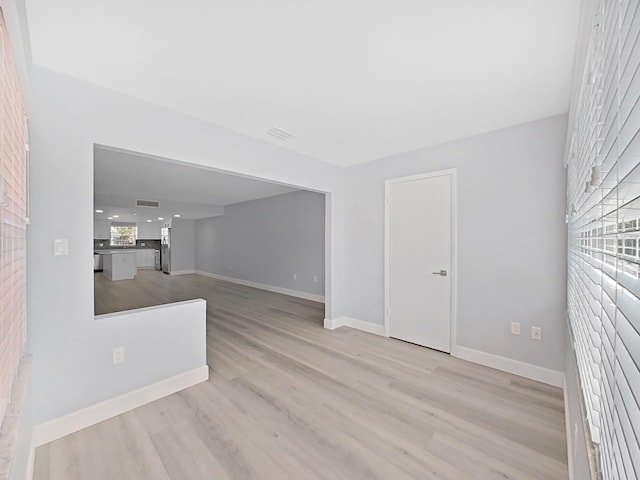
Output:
531,326,542,341
510,322,521,335
112,346,125,365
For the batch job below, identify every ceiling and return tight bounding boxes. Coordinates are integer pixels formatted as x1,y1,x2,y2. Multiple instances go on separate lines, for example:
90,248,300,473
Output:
25,1,581,167
94,146,298,222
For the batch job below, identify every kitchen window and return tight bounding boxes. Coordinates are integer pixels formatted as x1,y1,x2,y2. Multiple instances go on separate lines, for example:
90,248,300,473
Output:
110,223,137,246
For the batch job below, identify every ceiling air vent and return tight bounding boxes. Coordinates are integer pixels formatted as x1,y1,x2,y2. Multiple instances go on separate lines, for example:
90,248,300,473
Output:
266,127,294,141
136,199,160,208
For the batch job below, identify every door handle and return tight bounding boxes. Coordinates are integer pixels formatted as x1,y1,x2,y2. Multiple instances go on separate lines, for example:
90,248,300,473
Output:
432,270,447,276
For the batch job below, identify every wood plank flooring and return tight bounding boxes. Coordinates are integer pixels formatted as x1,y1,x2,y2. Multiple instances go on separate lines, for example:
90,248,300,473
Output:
35,271,568,479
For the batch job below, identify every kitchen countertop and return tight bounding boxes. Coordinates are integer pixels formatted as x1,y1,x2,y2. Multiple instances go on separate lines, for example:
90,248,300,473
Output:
95,250,138,255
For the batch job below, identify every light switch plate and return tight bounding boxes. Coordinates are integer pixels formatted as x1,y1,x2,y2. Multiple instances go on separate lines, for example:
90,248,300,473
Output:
53,238,69,256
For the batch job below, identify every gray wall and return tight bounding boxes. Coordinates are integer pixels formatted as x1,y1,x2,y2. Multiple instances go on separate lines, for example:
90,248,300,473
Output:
195,190,325,297
342,115,568,372
170,218,196,272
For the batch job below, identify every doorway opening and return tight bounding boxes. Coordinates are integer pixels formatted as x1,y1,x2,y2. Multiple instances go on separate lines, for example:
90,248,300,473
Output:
93,144,330,321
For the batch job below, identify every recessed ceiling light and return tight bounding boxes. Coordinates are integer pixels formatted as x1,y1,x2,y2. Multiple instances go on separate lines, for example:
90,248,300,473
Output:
146,219,152,223
95,209,103,213
158,217,164,220
174,214,181,217
132,213,137,216
107,217,113,220
113,215,119,218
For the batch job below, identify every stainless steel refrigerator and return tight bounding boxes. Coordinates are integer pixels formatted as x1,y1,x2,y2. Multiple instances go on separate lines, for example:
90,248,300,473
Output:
161,225,171,273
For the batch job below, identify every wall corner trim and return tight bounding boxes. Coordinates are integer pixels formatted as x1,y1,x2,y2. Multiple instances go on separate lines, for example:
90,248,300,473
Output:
32,365,209,448
455,346,564,387
195,270,325,303
324,316,385,336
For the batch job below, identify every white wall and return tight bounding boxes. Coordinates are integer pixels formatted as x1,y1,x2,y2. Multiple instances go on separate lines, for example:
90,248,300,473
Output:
342,115,568,372
195,190,325,297
93,220,110,239
28,65,344,424
137,221,161,239
170,218,195,272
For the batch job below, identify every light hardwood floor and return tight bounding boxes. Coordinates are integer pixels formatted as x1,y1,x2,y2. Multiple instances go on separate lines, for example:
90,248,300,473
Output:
35,270,568,479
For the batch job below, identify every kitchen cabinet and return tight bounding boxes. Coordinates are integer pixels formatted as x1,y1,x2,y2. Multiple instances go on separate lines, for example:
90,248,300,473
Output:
135,249,157,269
136,222,161,239
98,250,137,281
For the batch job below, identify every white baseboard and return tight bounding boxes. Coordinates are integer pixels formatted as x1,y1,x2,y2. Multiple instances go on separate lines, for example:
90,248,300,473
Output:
169,269,196,275
195,270,325,303
324,316,385,336
455,346,564,387
325,322,562,388
33,365,209,447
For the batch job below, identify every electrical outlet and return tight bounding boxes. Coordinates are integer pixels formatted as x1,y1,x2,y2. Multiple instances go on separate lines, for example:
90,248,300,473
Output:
293,273,297,280
112,346,125,365
313,275,318,283
510,322,521,335
531,326,542,341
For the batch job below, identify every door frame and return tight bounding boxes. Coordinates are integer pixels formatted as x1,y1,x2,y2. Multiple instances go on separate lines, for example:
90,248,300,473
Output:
384,168,458,355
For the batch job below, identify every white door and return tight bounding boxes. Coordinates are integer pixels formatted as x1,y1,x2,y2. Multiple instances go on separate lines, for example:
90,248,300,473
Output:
386,171,453,352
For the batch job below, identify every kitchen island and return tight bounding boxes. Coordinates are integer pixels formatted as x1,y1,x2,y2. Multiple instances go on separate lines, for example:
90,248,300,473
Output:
97,250,137,281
